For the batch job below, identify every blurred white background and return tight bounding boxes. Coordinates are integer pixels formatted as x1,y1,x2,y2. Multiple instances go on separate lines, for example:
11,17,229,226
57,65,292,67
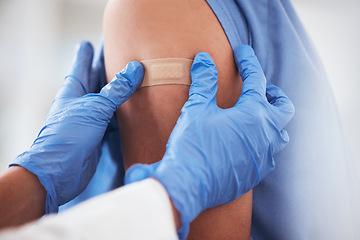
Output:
292,0,360,168
0,0,359,172
0,0,108,172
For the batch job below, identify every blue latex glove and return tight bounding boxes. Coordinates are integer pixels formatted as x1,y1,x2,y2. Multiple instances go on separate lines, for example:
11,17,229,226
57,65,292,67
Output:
10,41,144,213
60,37,127,211
125,45,295,239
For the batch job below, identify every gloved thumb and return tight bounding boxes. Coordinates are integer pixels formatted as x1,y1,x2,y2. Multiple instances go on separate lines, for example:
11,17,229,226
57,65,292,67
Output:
125,162,161,185
99,61,144,108
182,52,218,111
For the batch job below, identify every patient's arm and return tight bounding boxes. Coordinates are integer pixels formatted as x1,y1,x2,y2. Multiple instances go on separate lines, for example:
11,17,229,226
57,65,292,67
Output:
103,0,251,239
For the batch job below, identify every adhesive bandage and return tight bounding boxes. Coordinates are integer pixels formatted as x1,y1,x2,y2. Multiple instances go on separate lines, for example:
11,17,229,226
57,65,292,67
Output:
139,58,193,88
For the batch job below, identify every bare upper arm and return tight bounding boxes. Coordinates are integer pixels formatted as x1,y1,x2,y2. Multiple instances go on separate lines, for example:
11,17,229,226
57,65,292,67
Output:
103,1,250,239
103,0,241,106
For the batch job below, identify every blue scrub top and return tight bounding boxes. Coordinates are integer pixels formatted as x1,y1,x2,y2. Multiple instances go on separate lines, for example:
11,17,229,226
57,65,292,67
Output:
62,0,359,239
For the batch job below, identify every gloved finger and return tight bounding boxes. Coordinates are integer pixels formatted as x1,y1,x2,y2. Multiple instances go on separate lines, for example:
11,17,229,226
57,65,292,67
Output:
266,82,295,129
89,36,107,93
124,162,160,185
182,52,218,111
57,41,94,99
234,45,266,101
271,128,290,156
99,61,144,108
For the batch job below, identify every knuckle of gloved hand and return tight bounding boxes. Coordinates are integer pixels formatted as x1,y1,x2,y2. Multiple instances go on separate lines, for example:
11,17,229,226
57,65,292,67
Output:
278,129,290,144
115,71,136,94
89,91,118,113
121,76,136,94
286,101,296,118
274,102,295,128
46,107,72,124
87,98,115,121
269,136,288,157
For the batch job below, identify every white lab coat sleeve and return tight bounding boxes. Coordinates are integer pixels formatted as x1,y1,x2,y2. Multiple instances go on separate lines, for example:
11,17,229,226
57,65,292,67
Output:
0,178,178,240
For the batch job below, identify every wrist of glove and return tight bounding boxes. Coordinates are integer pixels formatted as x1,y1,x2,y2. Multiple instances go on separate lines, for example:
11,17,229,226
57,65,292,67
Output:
125,45,295,239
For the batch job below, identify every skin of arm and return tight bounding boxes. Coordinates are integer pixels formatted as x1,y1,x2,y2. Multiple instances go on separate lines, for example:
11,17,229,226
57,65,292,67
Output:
103,0,252,239
0,166,46,229
0,167,181,232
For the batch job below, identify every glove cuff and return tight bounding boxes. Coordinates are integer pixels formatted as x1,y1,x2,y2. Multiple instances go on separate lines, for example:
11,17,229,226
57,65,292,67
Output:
154,154,208,227
125,163,194,240
10,154,59,214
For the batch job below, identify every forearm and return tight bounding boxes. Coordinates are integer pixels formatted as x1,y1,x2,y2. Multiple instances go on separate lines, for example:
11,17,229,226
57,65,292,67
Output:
0,166,46,229
0,179,178,240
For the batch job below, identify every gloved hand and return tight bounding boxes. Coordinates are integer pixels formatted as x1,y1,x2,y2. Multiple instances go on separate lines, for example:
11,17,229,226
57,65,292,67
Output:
10,41,144,214
125,45,295,239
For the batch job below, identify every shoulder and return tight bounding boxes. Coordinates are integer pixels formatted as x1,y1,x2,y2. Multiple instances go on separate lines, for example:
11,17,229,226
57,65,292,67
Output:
103,0,241,109
103,0,230,59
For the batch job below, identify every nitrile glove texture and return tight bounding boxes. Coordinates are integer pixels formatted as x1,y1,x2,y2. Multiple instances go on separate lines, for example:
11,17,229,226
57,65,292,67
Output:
11,41,144,213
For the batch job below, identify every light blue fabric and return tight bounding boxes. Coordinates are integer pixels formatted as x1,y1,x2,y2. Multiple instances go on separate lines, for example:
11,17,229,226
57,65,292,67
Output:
206,0,357,239
64,1,358,238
